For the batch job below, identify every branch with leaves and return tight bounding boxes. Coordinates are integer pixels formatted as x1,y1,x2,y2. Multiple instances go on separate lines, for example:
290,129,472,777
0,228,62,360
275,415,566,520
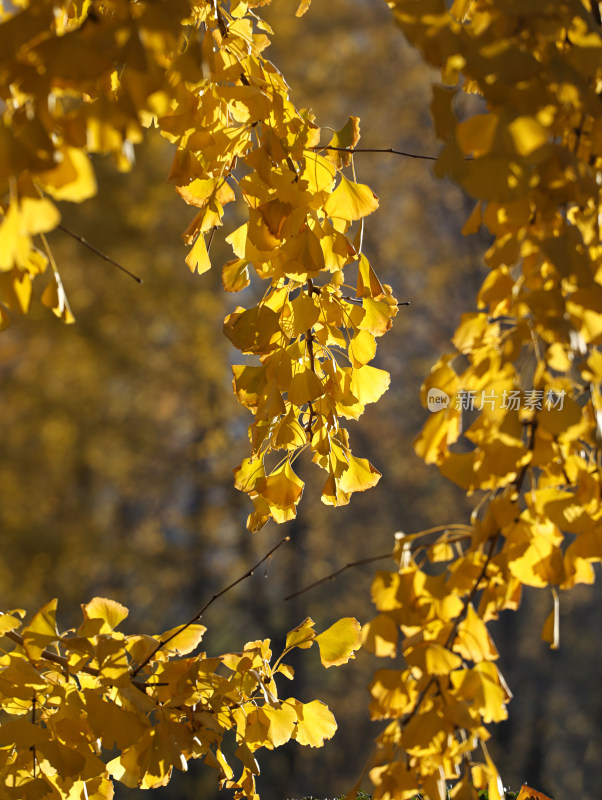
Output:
0,538,362,800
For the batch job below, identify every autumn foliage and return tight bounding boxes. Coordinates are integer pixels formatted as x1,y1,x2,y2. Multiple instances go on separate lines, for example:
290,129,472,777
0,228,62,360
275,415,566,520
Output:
1,0,601,798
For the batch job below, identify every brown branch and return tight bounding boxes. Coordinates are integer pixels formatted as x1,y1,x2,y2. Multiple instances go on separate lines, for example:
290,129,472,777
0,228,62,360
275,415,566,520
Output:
213,0,228,37
590,0,601,27
311,145,439,161
131,534,291,677
5,629,99,677
305,279,317,436
58,224,143,284
400,420,538,728
285,530,473,601
284,553,393,601
400,531,500,728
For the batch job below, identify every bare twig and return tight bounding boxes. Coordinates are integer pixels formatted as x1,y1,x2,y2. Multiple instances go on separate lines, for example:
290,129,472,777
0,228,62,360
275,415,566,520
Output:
131,534,291,677
285,526,473,601
58,224,143,284
284,553,393,601
311,145,439,161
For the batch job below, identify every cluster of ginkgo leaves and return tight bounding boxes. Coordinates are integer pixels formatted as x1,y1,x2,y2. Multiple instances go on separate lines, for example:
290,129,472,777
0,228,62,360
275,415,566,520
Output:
0,595,361,799
353,1,602,799
0,0,397,531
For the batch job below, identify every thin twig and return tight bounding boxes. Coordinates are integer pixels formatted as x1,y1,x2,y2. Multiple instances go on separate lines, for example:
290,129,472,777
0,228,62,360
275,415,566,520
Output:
4,630,159,693
311,145,439,161
131,534,291,677
284,553,393,601
5,629,99,676
31,694,37,778
285,526,473,601
58,224,143,284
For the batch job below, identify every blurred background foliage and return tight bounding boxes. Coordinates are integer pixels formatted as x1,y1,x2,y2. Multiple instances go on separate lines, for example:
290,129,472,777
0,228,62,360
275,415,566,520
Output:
0,0,600,798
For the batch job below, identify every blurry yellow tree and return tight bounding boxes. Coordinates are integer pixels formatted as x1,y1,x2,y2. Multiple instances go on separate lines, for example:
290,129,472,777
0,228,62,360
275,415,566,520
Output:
1,1,602,800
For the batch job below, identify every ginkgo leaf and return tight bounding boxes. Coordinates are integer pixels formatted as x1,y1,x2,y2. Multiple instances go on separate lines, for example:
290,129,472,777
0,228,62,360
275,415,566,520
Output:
0,613,22,634
361,614,399,657
324,176,379,221
82,597,129,634
295,0,311,17
516,785,554,800
326,116,360,167
263,703,297,747
36,147,97,202
260,461,304,510
41,273,75,324
285,617,316,650
287,368,325,406
292,700,337,747
338,455,381,494
156,623,206,656
350,365,390,404
356,253,384,299
22,598,59,660
315,617,361,668
185,234,211,275
222,258,250,292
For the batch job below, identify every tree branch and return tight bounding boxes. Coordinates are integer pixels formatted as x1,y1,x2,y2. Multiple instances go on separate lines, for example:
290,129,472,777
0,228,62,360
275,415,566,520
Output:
131,534,290,677
58,224,143,284
284,553,393,601
311,145,438,161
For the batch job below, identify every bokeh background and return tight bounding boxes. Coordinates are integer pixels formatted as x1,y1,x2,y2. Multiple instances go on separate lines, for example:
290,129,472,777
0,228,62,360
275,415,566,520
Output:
1,1,600,798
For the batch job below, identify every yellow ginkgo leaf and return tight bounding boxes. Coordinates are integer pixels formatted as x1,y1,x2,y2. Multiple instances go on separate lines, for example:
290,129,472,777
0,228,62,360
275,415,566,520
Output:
41,273,75,323
36,147,97,202
324,175,379,221
285,617,316,651
350,365,390,404
315,617,361,668
348,330,377,367
326,116,360,167
222,258,249,292
0,613,22,635
22,598,59,660
156,623,206,656
263,702,297,748
82,597,129,634
185,234,211,275
338,454,381,494
260,460,304,510
287,368,325,406
295,0,311,17
293,700,337,747
508,116,548,156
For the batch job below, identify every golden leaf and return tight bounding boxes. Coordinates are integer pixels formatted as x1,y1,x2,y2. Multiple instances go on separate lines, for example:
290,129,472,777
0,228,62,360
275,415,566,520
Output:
315,617,361,668
292,699,337,747
285,617,316,651
324,176,379,221
82,597,129,634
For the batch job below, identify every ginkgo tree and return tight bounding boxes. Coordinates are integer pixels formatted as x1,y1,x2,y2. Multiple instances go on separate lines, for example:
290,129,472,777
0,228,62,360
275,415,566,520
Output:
1,0,601,799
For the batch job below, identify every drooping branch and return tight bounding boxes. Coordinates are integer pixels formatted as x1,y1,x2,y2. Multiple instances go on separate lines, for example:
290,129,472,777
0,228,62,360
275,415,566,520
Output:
131,534,290,677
